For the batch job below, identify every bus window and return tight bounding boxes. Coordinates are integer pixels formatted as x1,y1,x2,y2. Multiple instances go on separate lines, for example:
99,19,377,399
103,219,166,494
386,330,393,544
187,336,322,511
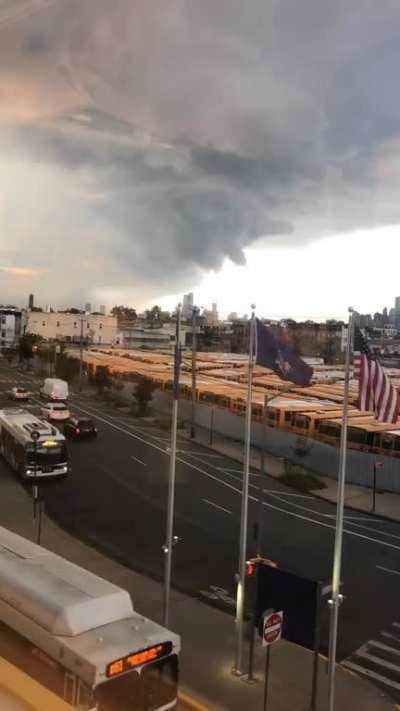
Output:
347,428,367,446
293,415,309,430
95,655,178,711
380,434,393,451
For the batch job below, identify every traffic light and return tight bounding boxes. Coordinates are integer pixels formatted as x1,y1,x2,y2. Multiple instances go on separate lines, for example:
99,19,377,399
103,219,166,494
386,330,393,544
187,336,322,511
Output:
245,560,255,577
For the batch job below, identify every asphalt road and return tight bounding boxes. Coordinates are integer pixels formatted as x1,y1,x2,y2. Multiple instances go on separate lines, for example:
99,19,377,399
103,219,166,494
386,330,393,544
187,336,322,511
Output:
1,362,400,665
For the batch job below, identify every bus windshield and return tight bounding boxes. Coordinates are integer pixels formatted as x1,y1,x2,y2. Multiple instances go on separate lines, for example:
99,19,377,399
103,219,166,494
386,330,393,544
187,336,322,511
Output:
94,655,178,711
25,443,67,468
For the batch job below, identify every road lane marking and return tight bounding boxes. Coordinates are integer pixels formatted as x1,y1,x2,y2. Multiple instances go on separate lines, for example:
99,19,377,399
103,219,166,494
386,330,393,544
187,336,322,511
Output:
202,499,232,514
267,490,400,542
39,398,400,553
341,660,400,692
376,565,400,575
130,455,147,466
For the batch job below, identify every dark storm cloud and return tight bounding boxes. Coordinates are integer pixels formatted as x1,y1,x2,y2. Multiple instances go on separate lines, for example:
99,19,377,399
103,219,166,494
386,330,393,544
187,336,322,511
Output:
1,0,400,304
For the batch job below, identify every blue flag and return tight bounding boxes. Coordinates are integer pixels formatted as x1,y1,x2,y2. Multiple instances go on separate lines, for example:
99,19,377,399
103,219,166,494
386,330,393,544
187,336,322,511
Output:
255,319,313,387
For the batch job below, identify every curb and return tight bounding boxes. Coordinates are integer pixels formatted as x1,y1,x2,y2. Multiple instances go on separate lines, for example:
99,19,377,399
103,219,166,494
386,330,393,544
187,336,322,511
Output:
178,687,217,711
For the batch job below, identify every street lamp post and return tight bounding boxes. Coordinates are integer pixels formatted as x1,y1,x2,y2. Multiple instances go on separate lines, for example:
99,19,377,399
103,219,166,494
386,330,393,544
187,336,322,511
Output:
190,306,199,439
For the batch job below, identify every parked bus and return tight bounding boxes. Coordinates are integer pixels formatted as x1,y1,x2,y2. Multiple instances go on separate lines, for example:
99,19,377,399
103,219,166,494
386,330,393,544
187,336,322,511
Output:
0,409,68,480
0,527,180,710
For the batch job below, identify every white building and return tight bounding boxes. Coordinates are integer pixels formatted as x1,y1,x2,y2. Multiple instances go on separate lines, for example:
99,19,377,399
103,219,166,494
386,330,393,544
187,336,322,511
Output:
0,307,24,351
27,312,117,345
116,322,188,349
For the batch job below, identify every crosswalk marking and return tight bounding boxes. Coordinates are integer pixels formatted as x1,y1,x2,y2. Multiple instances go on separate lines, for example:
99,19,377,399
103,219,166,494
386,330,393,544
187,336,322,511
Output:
356,648,400,674
343,623,400,700
369,640,400,656
342,660,400,692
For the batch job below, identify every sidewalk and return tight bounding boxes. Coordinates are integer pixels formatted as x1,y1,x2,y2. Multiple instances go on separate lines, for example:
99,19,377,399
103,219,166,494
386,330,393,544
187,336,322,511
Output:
0,472,395,710
188,427,400,523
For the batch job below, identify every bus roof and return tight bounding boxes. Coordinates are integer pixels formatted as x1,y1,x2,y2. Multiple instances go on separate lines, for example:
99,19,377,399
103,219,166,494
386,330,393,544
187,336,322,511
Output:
0,528,180,686
0,527,133,637
0,409,65,444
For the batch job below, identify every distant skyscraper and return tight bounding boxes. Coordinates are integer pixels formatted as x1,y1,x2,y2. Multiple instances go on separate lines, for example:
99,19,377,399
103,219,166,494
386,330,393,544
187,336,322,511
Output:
28,294,34,310
182,292,194,319
395,297,400,329
85,302,91,314
100,304,106,315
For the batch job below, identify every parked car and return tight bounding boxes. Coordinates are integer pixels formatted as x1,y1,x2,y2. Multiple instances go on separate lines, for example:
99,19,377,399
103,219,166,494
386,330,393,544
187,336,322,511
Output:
40,402,70,422
9,387,31,401
64,417,97,439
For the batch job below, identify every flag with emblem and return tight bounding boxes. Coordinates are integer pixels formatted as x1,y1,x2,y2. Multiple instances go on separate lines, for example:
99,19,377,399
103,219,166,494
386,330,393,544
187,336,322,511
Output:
354,327,399,423
255,319,313,387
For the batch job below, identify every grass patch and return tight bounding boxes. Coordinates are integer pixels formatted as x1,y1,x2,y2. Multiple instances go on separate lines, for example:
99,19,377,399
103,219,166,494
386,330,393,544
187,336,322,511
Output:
279,471,326,493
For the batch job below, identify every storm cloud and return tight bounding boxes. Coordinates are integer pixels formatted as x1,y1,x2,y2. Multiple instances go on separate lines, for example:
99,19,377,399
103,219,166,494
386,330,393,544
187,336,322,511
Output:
1,0,400,306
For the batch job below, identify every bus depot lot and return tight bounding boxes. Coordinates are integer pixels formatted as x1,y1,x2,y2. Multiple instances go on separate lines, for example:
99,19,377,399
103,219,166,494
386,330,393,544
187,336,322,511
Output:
1,364,400,703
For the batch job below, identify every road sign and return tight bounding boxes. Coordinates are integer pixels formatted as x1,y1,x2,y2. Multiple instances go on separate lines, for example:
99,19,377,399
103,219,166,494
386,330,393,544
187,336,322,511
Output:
262,610,283,647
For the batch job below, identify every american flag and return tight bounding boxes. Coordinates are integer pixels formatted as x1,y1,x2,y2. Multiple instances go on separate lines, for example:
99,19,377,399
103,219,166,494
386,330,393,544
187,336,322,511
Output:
353,327,399,423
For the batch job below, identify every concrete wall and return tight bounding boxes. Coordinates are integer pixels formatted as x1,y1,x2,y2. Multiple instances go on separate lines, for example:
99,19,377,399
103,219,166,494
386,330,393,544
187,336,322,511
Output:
152,390,400,494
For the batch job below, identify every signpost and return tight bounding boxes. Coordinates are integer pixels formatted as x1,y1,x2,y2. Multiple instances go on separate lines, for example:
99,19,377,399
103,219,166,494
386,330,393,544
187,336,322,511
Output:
262,610,283,646
372,461,384,513
261,609,283,711
30,430,41,543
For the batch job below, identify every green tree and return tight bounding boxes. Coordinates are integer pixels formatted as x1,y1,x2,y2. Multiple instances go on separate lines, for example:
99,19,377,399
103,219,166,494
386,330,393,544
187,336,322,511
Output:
55,353,80,382
111,305,137,321
145,305,161,324
133,377,156,416
19,333,42,365
94,365,112,395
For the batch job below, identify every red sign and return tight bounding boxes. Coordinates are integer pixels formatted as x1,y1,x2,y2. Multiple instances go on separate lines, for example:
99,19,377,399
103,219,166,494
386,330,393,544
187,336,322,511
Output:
262,610,283,647
375,462,384,469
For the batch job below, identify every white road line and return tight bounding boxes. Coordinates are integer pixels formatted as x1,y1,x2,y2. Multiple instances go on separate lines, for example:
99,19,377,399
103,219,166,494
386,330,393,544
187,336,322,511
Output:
267,490,400,542
130,455,147,466
217,467,243,474
341,660,400,691
381,631,400,643
369,640,400,656
343,516,380,522
202,499,232,514
41,399,400,553
356,649,400,674
376,565,400,577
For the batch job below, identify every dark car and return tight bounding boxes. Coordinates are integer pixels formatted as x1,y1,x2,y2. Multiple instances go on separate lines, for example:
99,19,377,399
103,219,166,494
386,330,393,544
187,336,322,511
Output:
64,417,97,439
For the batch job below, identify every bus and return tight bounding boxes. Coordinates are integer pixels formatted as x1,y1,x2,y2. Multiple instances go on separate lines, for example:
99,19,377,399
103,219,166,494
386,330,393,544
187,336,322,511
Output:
0,527,180,710
0,408,68,480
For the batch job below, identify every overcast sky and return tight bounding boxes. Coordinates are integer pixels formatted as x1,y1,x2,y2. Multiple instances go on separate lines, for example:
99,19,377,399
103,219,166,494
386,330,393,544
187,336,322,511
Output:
1,0,400,319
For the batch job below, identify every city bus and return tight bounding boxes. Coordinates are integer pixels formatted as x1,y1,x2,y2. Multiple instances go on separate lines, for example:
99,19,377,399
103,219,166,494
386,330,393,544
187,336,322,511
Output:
0,408,68,480
0,527,180,710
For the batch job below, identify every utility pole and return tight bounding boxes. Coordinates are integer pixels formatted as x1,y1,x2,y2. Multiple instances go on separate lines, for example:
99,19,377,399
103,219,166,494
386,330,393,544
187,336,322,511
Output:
79,314,84,392
163,304,182,627
328,307,354,711
190,306,199,438
234,306,256,675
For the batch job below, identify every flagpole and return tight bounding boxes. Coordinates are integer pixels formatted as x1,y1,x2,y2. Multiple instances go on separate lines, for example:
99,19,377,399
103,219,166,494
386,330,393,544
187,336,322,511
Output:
163,304,182,628
327,306,354,711
233,305,256,675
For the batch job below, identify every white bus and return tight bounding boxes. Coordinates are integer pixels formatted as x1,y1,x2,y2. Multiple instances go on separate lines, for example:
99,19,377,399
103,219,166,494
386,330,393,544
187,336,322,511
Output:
0,408,69,480
0,527,180,710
